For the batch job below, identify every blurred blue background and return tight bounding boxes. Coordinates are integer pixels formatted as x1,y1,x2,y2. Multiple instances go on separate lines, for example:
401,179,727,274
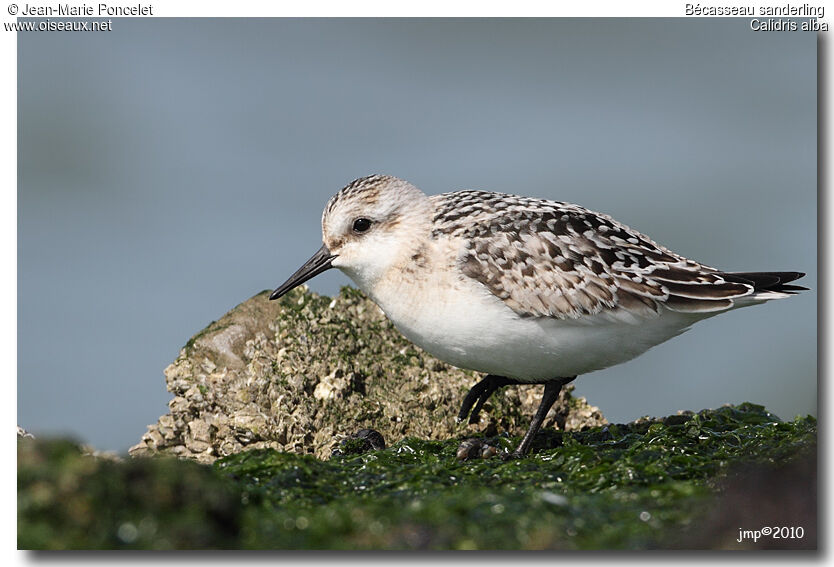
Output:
18,18,817,453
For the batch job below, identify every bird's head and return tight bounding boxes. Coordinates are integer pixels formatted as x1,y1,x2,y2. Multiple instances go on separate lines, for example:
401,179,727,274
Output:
269,174,431,300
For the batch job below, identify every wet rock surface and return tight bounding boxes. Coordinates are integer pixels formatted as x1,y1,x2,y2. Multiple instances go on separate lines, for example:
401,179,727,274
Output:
331,428,387,457
21,404,817,550
130,286,606,462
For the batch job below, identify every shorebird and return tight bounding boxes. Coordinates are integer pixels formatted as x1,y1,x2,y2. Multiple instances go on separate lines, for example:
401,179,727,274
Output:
269,175,806,457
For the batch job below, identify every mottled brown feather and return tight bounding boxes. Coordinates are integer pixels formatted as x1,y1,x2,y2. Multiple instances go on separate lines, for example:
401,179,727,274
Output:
430,191,755,319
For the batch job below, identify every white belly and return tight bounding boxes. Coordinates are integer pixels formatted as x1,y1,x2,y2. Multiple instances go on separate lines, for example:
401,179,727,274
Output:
358,270,706,381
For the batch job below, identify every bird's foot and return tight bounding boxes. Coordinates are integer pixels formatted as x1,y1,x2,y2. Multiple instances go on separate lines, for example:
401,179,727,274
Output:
499,450,525,462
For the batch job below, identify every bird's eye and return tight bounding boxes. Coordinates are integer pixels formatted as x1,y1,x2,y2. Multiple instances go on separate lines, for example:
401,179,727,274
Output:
352,218,372,233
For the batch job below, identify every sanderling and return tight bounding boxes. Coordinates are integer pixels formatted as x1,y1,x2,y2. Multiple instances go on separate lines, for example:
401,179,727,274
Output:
270,174,806,457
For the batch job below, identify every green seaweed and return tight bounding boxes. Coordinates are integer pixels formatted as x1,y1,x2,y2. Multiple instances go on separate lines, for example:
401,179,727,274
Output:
17,438,242,549
214,403,815,549
19,403,816,549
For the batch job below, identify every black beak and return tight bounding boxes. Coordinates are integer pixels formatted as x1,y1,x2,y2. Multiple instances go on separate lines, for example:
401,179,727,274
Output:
269,244,337,300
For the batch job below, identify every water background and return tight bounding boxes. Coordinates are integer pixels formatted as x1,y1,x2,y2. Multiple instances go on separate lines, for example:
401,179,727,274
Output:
18,18,817,452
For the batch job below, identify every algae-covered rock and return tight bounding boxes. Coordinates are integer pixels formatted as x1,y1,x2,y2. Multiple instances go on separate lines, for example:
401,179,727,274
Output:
20,405,816,550
209,403,814,550
18,437,242,549
130,286,606,462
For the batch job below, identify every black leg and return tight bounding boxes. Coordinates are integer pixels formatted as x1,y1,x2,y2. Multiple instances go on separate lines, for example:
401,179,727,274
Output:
512,376,576,457
457,375,519,423
456,376,493,422
467,377,514,424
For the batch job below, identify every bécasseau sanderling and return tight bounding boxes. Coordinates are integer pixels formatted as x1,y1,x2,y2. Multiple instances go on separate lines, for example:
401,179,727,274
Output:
270,175,806,457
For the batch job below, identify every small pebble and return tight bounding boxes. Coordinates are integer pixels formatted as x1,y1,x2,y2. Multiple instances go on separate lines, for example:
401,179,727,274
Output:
456,438,500,460
331,428,386,457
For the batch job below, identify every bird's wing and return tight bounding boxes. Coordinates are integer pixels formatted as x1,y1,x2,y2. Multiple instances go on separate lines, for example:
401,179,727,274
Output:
431,191,754,320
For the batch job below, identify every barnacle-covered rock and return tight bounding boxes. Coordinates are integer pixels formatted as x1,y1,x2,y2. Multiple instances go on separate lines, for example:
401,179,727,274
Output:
130,286,606,462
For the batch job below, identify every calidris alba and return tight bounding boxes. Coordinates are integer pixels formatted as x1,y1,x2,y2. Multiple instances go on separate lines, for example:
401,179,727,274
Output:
270,175,806,457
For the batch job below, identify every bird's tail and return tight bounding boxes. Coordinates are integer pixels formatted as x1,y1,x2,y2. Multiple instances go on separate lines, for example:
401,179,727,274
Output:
718,271,808,294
